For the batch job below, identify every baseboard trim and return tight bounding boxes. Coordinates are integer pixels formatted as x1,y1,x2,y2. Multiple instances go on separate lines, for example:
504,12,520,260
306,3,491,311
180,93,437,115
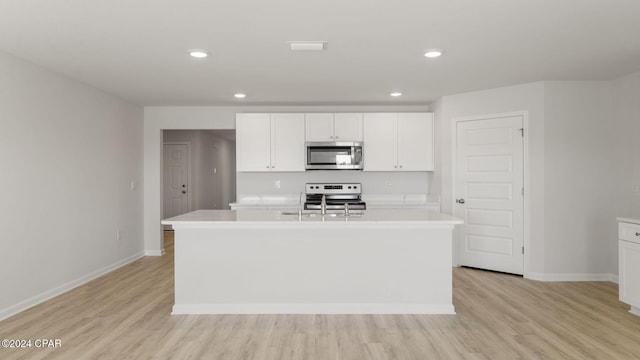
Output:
172,303,456,315
0,251,145,321
145,248,165,256
526,272,618,283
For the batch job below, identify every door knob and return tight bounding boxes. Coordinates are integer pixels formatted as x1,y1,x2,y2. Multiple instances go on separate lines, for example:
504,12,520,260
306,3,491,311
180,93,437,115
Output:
182,190,187,194
456,198,465,204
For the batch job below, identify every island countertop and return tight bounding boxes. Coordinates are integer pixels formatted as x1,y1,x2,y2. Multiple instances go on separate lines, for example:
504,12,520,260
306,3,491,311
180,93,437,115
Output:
162,209,463,226
618,217,640,226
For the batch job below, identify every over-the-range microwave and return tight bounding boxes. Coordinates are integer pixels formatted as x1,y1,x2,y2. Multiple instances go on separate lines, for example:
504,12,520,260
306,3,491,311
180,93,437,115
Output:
305,141,363,170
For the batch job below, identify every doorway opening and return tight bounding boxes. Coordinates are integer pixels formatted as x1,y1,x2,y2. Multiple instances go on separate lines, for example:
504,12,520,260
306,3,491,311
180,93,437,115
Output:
162,130,236,230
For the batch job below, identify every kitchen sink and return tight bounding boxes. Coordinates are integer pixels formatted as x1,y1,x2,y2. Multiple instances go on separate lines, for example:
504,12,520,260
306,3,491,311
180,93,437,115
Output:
278,211,362,218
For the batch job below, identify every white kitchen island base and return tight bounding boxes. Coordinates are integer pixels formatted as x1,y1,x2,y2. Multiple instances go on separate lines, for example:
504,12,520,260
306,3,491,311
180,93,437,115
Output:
163,210,462,315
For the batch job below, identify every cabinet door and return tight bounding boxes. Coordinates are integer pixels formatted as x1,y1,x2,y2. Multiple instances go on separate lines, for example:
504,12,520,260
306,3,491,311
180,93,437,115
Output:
271,113,305,172
236,113,271,172
363,113,398,171
619,239,640,307
305,113,334,141
397,113,434,171
334,113,363,141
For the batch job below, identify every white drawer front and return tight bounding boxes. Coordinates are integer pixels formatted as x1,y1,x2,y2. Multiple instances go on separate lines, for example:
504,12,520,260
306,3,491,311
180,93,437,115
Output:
619,222,640,244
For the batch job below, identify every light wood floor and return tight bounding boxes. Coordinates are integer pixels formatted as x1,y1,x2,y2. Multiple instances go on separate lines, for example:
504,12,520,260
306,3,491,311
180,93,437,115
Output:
2,232,640,360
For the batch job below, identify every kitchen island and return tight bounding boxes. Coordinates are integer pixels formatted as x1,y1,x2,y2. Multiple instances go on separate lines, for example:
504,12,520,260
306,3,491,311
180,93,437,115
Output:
162,209,463,315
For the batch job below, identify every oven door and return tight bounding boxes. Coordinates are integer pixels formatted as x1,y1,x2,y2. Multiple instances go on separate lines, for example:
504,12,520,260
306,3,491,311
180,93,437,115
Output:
306,142,363,170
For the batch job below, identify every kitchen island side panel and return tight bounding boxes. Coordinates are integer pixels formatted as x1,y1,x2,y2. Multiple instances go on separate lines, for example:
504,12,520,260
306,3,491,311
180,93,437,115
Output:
172,225,454,314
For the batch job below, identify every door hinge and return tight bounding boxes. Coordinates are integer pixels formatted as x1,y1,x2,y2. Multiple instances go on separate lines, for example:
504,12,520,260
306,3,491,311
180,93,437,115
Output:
522,187,524,196
522,246,525,254
519,128,524,137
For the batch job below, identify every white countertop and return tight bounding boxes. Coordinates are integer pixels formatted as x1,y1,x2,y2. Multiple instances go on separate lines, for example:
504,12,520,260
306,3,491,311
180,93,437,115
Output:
618,217,640,225
162,209,463,225
229,193,440,207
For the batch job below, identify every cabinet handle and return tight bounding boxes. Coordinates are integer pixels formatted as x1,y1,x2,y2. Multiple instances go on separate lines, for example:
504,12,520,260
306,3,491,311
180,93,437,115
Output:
636,232,640,236
399,165,403,168
335,136,339,139
266,166,269,169
271,166,275,168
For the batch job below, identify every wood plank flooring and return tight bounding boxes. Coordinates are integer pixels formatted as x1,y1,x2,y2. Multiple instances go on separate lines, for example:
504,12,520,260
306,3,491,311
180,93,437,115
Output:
1,232,640,359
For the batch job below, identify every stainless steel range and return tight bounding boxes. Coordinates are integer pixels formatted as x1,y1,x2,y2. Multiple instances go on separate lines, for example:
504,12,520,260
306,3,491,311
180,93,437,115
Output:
304,183,366,212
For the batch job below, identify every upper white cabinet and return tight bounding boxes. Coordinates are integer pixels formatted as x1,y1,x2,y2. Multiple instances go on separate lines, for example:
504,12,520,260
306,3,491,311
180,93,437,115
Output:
236,113,305,172
236,113,270,172
305,113,363,142
363,113,434,171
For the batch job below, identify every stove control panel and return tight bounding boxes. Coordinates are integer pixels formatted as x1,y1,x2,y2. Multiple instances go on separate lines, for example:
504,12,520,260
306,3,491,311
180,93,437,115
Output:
305,183,361,194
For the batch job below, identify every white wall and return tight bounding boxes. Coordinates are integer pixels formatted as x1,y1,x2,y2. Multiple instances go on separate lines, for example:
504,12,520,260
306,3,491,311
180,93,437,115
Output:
439,80,630,280
543,82,616,276
612,72,640,220
0,51,143,320
145,105,429,254
236,172,429,196
210,132,236,209
611,71,640,276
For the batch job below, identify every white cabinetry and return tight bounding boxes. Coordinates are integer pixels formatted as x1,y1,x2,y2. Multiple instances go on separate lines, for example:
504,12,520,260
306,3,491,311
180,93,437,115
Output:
363,113,434,171
305,113,363,142
236,113,305,172
619,219,640,317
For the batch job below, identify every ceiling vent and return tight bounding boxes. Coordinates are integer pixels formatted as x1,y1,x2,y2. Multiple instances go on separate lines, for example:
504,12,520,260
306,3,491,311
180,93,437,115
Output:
289,41,327,51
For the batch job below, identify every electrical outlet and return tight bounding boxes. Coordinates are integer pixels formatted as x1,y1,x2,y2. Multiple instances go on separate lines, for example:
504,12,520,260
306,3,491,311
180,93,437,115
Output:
275,180,281,189
213,168,217,174
130,181,136,190
117,230,122,241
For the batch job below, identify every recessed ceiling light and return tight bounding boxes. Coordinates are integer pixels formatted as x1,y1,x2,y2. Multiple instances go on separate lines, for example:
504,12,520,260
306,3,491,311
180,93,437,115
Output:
289,41,327,51
390,92,403,97
189,50,208,58
234,93,246,99
424,49,443,58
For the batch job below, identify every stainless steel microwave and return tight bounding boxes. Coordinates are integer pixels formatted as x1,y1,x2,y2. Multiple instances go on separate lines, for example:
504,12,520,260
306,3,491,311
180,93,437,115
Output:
306,141,363,170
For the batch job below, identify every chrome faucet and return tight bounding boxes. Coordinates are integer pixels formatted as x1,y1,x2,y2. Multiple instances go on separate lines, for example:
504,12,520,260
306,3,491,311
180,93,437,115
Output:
298,192,304,220
321,194,327,215
344,202,350,217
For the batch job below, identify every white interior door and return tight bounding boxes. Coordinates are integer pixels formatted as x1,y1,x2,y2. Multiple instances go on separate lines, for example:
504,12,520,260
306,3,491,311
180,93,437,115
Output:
455,115,524,275
163,144,190,221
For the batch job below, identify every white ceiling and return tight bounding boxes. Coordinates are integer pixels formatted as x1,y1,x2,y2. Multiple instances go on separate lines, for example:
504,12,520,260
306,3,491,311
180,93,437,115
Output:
1,0,639,106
